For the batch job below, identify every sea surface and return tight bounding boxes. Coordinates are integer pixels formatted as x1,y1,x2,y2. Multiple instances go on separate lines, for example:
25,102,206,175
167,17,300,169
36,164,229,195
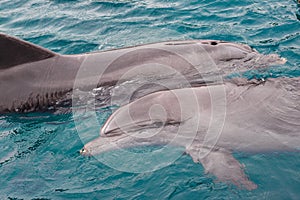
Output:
0,0,300,199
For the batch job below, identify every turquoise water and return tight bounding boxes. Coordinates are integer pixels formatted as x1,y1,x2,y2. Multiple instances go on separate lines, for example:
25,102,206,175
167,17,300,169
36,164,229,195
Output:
1,0,300,199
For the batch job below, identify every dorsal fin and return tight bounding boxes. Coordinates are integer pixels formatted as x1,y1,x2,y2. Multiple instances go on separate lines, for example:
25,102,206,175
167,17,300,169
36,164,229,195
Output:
0,33,56,69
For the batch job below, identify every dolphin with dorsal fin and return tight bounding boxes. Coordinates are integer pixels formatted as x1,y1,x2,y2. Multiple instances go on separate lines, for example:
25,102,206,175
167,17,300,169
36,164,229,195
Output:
81,77,300,190
0,33,286,113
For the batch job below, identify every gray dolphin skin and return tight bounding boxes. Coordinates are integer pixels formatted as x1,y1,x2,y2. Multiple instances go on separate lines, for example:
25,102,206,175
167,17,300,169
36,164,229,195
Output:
81,77,300,190
0,33,286,113
1,33,298,190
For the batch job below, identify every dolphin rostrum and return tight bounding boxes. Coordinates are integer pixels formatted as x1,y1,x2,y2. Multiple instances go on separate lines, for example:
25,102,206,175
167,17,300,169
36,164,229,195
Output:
81,77,300,190
0,33,286,113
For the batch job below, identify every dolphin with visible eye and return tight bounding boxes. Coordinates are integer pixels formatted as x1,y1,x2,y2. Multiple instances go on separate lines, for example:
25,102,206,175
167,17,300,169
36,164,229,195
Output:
81,77,300,190
0,33,286,113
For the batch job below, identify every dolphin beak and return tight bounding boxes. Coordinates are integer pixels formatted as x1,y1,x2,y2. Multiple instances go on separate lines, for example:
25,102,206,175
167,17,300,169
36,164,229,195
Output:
279,57,287,64
80,147,91,156
80,136,121,156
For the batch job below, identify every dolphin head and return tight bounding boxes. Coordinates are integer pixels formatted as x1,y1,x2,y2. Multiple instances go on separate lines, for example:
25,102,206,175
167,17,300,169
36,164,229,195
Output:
80,91,187,156
193,40,286,66
80,125,174,157
80,86,214,156
80,108,171,156
80,118,178,157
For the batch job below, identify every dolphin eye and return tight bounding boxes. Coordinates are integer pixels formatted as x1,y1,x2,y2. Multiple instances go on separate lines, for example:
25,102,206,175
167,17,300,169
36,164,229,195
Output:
211,41,218,45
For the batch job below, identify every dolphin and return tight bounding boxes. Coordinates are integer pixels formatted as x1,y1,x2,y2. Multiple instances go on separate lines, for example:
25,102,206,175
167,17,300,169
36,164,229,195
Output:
81,77,300,190
0,33,286,113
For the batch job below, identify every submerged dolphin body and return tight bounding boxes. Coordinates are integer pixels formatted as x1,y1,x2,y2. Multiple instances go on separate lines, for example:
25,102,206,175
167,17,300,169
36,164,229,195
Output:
81,77,300,190
0,33,286,113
